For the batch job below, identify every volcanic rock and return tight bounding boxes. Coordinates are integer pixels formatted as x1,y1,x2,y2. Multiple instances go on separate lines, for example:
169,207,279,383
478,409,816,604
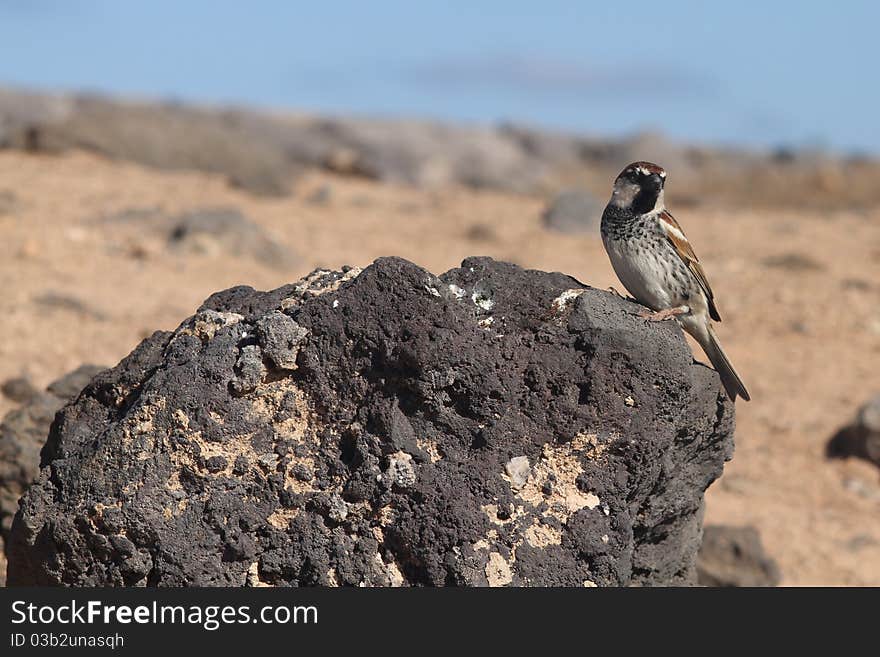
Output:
8,257,734,586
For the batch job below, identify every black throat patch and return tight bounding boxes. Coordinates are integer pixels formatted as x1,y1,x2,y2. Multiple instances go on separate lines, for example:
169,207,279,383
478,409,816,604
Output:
631,186,660,215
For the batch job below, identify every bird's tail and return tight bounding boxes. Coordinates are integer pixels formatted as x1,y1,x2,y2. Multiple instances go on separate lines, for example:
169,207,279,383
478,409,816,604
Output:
698,325,750,402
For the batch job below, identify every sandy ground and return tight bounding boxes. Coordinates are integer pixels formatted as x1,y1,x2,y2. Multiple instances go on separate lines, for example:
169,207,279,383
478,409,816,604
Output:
1,150,878,586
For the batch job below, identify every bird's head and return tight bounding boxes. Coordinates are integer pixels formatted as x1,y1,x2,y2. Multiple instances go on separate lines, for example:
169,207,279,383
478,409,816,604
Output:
609,161,667,214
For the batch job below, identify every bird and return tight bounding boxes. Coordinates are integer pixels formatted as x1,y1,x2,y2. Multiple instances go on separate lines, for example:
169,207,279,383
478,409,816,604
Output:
600,161,750,402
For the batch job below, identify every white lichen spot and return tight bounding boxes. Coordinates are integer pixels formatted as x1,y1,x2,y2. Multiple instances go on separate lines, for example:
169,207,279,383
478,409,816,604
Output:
583,580,598,587
424,285,441,297
477,316,494,329
183,310,245,342
447,284,466,299
624,396,635,407
332,299,339,308
504,456,531,490
485,552,514,587
472,291,495,311
291,266,363,301
550,288,585,315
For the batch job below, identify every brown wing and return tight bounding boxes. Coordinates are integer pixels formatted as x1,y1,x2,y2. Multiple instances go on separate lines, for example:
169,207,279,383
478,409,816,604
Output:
658,210,721,321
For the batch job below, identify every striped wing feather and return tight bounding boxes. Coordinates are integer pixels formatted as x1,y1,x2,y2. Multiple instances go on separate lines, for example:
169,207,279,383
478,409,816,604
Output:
658,210,721,321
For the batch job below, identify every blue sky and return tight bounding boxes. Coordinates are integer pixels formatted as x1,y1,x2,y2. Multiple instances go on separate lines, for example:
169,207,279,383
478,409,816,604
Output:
0,1,876,153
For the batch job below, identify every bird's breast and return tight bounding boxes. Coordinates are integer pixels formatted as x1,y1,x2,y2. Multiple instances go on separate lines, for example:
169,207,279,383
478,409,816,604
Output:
603,234,677,311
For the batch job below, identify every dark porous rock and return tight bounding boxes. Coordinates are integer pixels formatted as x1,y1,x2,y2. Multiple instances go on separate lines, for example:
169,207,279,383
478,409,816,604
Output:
541,189,603,235
8,257,734,587
0,365,105,584
168,207,298,269
827,394,880,467
697,525,781,587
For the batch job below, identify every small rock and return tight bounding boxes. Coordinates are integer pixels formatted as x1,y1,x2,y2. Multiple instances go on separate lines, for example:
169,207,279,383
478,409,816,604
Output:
305,185,333,205
255,311,309,369
860,396,880,433
168,207,298,269
761,253,824,271
846,534,877,552
841,278,872,292
505,456,531,489
697,525,780,587
47,364,106,400
386,452,417,489
95,206,165,226
826,394,880,467
1,378,38,403
326,493,348,522
232,456,250,476
465,223,497,242
33,292,107,321
204,456,227,473
231,345,265,394
0,364,105,567
788,320,809,335
541,189,602,235
292,463,314,482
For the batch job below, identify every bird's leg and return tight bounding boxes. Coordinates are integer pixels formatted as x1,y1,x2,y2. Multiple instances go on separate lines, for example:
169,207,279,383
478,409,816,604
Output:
638,305,690,321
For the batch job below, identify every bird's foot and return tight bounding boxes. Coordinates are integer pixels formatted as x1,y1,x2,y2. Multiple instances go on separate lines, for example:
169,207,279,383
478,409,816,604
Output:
638,305,690,322
607,286,625,298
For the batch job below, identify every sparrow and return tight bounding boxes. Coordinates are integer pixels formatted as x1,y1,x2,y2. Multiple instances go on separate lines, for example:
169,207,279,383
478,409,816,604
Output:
600,161,750,402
